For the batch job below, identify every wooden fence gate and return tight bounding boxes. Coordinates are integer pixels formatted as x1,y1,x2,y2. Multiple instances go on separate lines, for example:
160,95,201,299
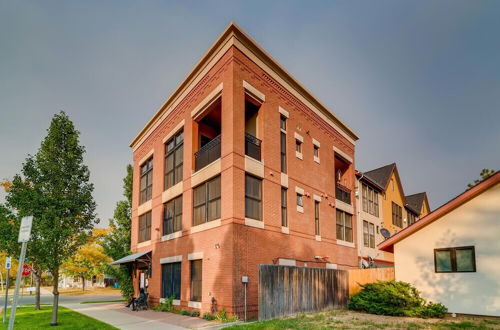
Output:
258,265,348,320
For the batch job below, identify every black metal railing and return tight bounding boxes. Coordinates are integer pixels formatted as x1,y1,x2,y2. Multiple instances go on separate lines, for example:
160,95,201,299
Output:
245,132,262,161
335,183,351,205
194,134,221,171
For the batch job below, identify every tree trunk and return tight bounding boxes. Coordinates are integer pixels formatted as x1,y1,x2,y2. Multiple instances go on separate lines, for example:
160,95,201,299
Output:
51,268,59,326
82,276,85,292
35,272,41,310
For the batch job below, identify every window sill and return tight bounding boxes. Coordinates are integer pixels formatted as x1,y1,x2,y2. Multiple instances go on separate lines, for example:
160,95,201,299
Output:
281,226,289,234
335,200,354,214
314,156,320,164
245,156,264,178
190,219,221,234
296,205,304,213
295,151,303,160
137,240,151,249
280,173,288,188
191,159,221,187
336,240,355,248
161,231,182,242
188,301,202,309
162,181,183,203
138,200,153,216
159,297,180,305
245,218,264,229
315,235,322,242
160,255,182,264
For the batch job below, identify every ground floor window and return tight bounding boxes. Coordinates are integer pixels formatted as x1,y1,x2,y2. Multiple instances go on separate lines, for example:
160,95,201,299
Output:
161,262,181,299
190,260,202,302
336,210,353,242
434,246,476,273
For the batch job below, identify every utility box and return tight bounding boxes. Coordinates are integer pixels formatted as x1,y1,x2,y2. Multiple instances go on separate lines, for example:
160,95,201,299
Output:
241,276,249,283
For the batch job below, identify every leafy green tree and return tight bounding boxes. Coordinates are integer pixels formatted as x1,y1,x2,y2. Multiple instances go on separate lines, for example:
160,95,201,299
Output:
467,168,497,189
0,204,19,255
102,164,133,301
7,111,98,325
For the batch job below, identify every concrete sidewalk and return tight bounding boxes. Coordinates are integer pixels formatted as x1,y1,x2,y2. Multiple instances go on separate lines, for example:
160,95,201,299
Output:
62,302,216,330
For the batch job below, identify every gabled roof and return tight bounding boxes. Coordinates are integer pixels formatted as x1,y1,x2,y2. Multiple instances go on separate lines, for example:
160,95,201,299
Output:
363,163,396,190
405,192,428,215
130,22,358,150
379,171,500,253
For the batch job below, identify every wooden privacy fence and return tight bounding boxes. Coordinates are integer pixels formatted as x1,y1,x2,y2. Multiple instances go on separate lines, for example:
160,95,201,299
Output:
258,265,348,320
347,267,395,296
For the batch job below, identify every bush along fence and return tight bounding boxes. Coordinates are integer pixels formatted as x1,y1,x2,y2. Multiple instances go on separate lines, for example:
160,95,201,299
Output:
258,265,349,320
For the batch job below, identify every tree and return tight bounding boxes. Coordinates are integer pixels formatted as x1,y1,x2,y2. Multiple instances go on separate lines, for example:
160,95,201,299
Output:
6,111,98,325
467,169,497,189
102,164,133,300
63,229,111,291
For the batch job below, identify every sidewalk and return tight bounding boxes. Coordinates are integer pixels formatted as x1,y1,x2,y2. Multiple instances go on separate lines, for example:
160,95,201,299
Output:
62,302,216,330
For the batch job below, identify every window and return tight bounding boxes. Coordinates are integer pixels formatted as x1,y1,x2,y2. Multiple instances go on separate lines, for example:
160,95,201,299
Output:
362,184,379,217
295,140,302,153
313,145,319,158
392,202,403,227
407,211,417,225
280,115,287,131
138,212,151,242
314,201,320,236
193,176,221,226
140,158,153,204
281,188,287,227
245,174,262,220
336,210,353,242
296,193,303,207
434,246,476,273
165,130,184,190
190,260,202,302
280,131,287,173
162,262,181,299
363,220,375,248
164,195,182,235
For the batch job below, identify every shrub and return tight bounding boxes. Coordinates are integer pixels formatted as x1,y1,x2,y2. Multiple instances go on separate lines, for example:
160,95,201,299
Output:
191,310,200,317
180,310,191,316
152,295,175,312
202,313,216,321
348,281,447,318
215,308,238,323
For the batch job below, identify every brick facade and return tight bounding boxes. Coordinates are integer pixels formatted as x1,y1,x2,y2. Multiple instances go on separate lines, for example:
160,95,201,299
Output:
129,24,359,319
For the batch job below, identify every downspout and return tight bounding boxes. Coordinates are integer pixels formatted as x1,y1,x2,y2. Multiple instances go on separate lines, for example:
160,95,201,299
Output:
356,172,364,269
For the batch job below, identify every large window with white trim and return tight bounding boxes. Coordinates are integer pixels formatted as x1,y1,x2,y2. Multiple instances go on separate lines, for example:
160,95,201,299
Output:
193,176,221,226
164,195,182,235
245,174,262,221
165,130,184,189
336,210,353,242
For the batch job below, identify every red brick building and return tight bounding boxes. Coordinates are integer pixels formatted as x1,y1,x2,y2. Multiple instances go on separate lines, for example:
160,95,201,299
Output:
125,23,359,318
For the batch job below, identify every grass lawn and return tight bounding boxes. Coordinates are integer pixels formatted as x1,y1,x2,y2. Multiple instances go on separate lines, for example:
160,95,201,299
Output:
43,286,121,296
1,305,117,329
227,310,500,329
80,299,125,304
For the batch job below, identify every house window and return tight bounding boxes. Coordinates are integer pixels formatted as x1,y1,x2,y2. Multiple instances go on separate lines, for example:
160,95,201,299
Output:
280,131,287,173
295,140,302,153
280,115,287,131
296,193,303,207
165,130,184,190
281,188,287,227
363,220,375,248
193,176,221,226
434,246,476,273
392,202,403,227
161,262,181,299
164,195,182,235
362,184,379,217
407,211,417,225
336,210,353,242
190,260,202,302
313,145,319,158
138,212,151,243
140,158,153,204
314,201,320,236
245,174,262,221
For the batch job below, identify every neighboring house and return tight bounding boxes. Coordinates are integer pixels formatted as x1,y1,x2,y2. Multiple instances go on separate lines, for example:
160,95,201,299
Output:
379,171,500,317
115,23,360,318
355,163,430,267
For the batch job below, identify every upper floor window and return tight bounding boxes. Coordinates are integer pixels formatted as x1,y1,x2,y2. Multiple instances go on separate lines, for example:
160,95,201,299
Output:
164,195,182,235
280,115,287,131
362,184,379,217
434,246,476,273
313,145,319,158
140,158,153,204
295,140,302,154
392,202,403,227
165,130,184,190
363,220,375,248
280,115,287,173
138,211,152,243
407,211,417,226
281,188,287,227
193,176,221,226
245,174,262,221
314,201,320,236
336,210,353,242
296,193,303,207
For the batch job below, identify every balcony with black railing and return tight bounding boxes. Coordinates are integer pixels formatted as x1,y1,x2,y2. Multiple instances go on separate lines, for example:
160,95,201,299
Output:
245,132,261,161
335,183,351,205
194,134,221,171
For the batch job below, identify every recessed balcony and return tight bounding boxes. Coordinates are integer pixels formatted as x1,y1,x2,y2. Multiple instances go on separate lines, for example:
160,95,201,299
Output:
336,182,351,205
194,134,221,171
245,132,261,161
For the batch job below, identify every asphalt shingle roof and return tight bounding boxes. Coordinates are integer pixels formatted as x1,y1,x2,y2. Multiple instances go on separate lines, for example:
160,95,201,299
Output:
363,163,395,189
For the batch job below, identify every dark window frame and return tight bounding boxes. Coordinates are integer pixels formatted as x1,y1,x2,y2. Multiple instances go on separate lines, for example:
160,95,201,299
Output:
138,211,152,243
295,139,302,153
193,176,221,226
314,201,320,236
280,131,287,173
165,130,184,190
434,246,476,273
313,144,319,158
281,188,287,227
336,210,353,242
140,158,153,204
245,174,262,221
392,202,403,227
362,184,379,217
296,193,303,207
163,195,183,235
190,259,202,302
161,262,181,299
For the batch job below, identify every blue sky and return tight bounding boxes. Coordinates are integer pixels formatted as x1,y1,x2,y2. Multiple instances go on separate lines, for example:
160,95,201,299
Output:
1,1,499,226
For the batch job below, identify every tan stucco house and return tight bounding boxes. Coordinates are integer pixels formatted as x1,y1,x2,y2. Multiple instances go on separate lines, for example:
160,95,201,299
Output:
379,171,500,317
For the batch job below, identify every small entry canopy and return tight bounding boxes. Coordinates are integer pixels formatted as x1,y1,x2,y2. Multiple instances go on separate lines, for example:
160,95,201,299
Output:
110,250,151,266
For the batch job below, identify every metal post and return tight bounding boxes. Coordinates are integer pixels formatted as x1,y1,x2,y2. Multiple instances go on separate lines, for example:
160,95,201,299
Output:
8,241,27,330
3,269,9,324
244,282,247,322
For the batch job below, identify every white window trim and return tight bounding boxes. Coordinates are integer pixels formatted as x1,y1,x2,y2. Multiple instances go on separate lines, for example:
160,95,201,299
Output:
162,120,185,143
245,217,264,229
188,252,204,260
188,301,202,309
281,226,290,234
278,258,296,266
190,218,221,234
243,80,265,103
294,132,304,142
138,149,154,166
337,239,355,248
160,255,182,264
279,106,289,118
137,240,151,249
333,146,353,164
161,231,183,242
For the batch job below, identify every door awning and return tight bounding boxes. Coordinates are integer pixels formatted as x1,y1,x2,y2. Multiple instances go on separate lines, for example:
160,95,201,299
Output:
110,250,151,266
